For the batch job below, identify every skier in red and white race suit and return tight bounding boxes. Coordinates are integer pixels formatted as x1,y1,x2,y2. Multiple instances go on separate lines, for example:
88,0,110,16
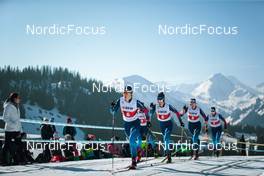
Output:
180,98,208,160
110,85,149,169
207,107,227,157
149,92,184,163
137,107,155,162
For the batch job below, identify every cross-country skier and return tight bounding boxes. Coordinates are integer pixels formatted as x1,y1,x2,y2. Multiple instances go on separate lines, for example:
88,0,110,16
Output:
137,108,155,161
180,98,208,160
110,85,149,169
207,107,227,157
137,108,148,161
149,92,184,163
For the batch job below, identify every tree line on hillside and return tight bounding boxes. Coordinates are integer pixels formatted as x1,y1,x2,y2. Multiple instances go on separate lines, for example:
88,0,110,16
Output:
0,66,122,128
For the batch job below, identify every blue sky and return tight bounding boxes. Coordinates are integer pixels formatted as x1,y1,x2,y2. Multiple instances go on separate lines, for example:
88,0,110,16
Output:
0,0,263,86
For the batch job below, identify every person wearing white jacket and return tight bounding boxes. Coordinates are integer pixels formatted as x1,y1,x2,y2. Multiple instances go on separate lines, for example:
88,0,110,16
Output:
2,92,23,165
3,100,22,132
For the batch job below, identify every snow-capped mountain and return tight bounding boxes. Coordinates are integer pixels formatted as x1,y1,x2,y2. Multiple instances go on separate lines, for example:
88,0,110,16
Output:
192,73,236,101
122,75,186,107
173,83,199,95
190,73,264,126
256,82,264,94
155,81,198,95
230,97,264,126
191,73,259,113
121,75,212,110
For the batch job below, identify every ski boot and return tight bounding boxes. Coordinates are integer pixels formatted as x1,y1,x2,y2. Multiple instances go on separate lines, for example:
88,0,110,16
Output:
154,146,159,158
194,150,199,160
216,150,220,157
189,150,194,160
129,157,137,170
136,148,142,163
166,153,172,163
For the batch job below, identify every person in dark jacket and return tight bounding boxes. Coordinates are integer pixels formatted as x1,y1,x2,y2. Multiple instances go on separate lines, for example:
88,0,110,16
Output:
40,118,54,140
39,118,54,162
63,117,76,140
240,135,246,156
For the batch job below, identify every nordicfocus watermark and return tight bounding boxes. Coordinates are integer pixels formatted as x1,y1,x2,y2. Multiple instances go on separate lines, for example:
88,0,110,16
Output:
26,24,106,36
158,24,239,36
26,140,238,152
92,82,171,93
157,140,237,151
27,141,106,151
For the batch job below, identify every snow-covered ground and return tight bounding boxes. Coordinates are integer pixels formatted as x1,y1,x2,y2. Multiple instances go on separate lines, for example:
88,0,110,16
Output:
0,156,263,176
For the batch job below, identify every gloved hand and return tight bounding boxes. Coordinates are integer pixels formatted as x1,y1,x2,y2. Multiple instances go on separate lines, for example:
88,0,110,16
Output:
111,101,116,107
147,121,151,128
150,103,155,109
183,105,188,112
204,125,208,133
180,121,185,127
224,125,228,133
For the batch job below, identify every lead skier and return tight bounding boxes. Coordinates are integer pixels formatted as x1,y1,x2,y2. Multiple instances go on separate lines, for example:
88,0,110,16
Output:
110,85,149,169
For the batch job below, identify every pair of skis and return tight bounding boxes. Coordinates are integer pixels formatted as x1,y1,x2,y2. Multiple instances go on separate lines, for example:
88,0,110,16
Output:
110,111,155,173
112,156,172,173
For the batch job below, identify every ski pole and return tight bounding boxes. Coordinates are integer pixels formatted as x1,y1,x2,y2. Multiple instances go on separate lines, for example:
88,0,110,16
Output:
145,130,148,161
147,128,158,157
179,126,184,159
181,127,189,139
111,112,115,173
180,126,184,143
145,126,153,161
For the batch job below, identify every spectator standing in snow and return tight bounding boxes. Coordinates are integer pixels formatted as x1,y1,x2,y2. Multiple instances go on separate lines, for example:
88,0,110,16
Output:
40,118,54,140
63,117,77,140
240,135,246,156
40,117,54,162
2,92,23,165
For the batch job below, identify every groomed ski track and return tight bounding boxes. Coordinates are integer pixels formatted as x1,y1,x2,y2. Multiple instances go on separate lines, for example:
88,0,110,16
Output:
0,156,263,176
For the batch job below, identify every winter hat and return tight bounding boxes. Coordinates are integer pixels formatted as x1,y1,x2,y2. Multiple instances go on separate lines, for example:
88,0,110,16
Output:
157,92,165,101
67,117,72,123
124,85,133,93
211,107,216,112
190,98,196,104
